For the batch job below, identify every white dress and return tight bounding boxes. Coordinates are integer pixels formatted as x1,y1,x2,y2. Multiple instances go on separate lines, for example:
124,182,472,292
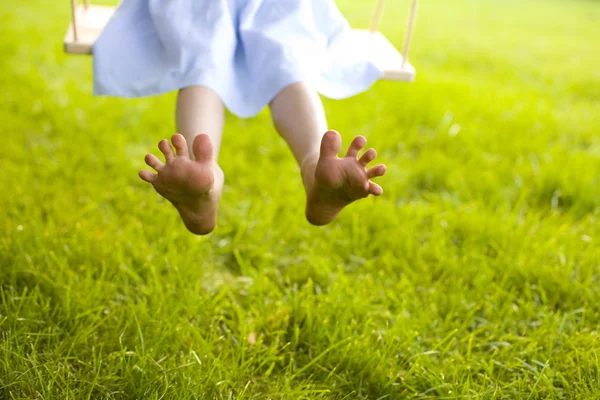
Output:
93,0,387,118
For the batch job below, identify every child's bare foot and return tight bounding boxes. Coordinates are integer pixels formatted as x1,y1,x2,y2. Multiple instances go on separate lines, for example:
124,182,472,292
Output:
139,134,223,235
301,130,387,225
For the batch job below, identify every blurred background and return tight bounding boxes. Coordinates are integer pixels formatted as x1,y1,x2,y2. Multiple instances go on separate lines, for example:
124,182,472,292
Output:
1,0,600,398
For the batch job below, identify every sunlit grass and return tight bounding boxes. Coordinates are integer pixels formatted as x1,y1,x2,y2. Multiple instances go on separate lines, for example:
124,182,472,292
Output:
1,0,600,398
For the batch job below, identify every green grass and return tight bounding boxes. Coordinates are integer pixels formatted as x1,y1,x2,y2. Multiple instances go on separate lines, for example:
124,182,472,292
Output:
2,0,600,398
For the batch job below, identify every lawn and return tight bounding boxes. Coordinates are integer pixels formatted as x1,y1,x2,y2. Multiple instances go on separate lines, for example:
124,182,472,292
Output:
1,0,600,398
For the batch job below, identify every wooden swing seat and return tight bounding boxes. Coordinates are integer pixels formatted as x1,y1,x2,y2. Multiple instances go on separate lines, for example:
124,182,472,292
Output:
64,1,417,82
64,4,114,55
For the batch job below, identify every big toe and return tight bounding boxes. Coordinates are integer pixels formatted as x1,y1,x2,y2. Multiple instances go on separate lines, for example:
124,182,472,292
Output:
319,130,342,159
192,134,214,164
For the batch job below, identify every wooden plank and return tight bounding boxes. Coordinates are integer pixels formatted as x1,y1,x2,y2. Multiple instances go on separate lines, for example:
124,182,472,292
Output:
64,5,115,55
382,65,416,82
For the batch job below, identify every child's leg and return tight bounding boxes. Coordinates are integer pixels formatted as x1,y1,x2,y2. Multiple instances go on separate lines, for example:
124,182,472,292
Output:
139,86,224,235
270,82,387,225
176,86,225,159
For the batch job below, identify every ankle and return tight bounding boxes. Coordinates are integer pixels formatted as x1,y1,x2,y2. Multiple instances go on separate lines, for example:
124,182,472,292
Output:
300,152,319,174
300,152,320,188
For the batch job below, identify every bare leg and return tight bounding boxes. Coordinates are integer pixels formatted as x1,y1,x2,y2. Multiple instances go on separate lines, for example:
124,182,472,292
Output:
270,82,327,165
270,82,387,225
139,86,225,235
176,86,224,159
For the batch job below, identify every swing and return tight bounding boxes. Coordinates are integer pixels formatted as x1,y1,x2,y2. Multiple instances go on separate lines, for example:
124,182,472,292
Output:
64,0,417,82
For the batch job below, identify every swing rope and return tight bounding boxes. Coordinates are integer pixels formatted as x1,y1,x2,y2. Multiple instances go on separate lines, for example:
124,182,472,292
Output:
70,0,78,41
370,0,418,69
402,0,418,67
370,0,386,33
70,0,90,42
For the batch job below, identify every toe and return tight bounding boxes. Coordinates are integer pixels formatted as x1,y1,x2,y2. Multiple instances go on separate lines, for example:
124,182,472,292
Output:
192,134,214,164
346,136,367,158
145,153,164,171
172,134,189,157
158,139,175,162
369,181,383,196
319,130,342,159
359,148,377,167
139,170,157,183
367,164,386,179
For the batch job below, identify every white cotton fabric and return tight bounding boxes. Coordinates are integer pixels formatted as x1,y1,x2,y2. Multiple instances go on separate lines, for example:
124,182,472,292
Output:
93,0,389,118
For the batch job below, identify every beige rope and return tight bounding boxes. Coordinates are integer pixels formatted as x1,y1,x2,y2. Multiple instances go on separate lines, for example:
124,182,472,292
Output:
401,0,418,68
70,0,78,41
370,0,385,33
